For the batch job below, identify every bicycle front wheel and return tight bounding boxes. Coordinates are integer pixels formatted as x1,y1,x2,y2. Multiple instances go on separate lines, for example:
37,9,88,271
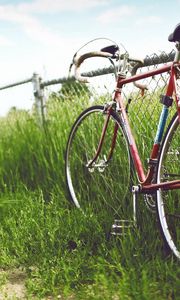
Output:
157,113,180,259
65,105,132,227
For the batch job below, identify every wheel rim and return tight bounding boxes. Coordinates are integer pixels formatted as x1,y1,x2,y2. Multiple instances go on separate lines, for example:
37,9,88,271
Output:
157,115,180,258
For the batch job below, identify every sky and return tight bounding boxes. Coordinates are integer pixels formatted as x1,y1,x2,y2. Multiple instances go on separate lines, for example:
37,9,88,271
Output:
0,0,179,116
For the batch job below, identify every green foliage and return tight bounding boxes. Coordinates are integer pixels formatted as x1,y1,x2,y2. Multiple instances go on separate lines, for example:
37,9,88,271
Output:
52,79,92,102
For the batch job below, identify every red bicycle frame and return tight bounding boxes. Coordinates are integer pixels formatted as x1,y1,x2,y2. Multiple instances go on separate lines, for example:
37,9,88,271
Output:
88,61,180,193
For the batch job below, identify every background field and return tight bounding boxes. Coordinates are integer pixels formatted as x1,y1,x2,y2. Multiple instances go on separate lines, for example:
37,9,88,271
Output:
0,88,179,299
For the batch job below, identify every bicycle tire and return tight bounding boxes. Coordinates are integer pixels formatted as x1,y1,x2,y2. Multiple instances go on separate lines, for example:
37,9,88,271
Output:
65,105,132,228
156,112,180,259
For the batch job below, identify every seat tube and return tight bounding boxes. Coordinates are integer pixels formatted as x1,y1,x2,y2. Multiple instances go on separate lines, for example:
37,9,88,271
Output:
115,88,146,183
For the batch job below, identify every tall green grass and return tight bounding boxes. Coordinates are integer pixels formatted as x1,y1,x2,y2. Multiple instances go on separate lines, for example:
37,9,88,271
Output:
0,92,179,299
0,96,87,197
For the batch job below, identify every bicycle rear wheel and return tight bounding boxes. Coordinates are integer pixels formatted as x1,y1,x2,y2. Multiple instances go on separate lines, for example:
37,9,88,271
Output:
156,113,180,259
65,105,132,228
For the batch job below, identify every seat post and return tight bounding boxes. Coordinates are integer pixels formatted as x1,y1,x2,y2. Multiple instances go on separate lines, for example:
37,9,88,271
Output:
174,42,180,62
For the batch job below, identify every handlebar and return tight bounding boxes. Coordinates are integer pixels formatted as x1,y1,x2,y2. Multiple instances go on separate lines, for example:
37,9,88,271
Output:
73,51,114,83
73,50,147,92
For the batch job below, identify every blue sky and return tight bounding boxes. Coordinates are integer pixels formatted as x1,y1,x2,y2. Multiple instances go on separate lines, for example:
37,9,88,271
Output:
0,0,179,115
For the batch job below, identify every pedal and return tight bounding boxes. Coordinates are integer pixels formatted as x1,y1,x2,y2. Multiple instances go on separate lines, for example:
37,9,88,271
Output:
111,219,135,236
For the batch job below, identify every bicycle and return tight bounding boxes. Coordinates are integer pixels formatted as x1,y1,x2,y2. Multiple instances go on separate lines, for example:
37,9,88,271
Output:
65,24,180,259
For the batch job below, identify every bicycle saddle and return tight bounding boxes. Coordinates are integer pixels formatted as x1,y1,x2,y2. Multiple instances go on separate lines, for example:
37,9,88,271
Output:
168,23,180,42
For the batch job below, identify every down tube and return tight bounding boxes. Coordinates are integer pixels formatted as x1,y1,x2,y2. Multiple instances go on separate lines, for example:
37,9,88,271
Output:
116,94,146,182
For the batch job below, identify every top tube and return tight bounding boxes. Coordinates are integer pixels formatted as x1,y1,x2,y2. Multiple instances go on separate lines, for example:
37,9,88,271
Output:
117,63,174,86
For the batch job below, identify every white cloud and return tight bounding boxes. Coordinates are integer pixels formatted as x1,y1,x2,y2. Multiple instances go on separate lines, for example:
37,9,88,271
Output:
0,5,28,23
97,5,135,24
0,4,66,46
0,3,87,82
0,0,108,46
0,35,13,46
136,16,162,26
17,0,108,14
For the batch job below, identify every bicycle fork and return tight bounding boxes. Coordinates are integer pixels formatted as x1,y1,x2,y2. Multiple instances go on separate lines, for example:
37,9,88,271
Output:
86,105,118,170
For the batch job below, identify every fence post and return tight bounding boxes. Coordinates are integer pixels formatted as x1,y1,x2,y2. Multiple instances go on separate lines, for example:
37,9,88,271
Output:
32,73,45,125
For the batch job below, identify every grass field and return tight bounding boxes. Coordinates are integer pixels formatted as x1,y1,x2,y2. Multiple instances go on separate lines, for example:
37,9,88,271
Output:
0,92,179,299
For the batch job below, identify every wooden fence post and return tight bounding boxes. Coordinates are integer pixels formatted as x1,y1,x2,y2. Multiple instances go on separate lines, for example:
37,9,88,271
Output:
32,73,45,125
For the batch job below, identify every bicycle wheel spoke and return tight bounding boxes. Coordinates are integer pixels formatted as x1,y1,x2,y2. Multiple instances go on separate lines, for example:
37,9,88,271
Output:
164,173,180,178
166,213,180,219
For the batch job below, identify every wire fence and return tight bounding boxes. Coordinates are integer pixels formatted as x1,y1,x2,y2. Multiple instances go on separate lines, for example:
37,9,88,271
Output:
0,50,176,127
0,49,178,166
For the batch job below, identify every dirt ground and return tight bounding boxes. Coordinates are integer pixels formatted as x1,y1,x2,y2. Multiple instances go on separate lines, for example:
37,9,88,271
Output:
0,268,70,299
0,268,27,299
